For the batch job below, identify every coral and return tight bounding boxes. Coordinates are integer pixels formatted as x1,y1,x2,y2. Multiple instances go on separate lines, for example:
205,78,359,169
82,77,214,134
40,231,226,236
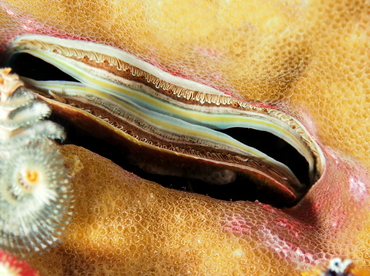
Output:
0,0,369,275
20,144,370,275
0,0,369,168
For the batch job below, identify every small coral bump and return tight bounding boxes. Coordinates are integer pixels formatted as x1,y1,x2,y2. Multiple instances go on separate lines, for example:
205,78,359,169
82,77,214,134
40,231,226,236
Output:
0,139,74,257
0,250,40,276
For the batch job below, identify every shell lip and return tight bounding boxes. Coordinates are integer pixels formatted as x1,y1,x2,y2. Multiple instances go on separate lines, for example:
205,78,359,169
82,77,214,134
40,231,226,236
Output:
37,96,305,207
5,34,326,208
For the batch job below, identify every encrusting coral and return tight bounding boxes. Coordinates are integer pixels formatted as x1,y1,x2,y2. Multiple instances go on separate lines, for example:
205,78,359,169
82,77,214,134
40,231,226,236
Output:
0,0,369,168
0,0,369,275
19,142,370,275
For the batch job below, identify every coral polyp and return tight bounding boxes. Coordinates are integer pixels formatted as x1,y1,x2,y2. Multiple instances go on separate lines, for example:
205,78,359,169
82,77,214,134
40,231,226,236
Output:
0,68,73,256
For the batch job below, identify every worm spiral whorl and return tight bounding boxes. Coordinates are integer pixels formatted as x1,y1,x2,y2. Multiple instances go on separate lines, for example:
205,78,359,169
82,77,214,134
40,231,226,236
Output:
0,68,73,257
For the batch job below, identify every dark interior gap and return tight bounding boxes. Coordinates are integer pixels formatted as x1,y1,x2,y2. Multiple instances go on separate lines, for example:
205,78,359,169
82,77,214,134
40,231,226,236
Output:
8,53,310,185
10,54,310,184
8,52,311,207
50,113,307,208
8,53,79,82
219,128,310,186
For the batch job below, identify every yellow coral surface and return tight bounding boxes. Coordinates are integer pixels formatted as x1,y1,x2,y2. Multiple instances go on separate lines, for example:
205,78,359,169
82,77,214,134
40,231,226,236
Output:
1,0,369,166
23,144,369,275
0,0,370,275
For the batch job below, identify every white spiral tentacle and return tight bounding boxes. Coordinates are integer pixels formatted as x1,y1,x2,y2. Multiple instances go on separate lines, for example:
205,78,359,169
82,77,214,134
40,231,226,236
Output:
0,68,73,256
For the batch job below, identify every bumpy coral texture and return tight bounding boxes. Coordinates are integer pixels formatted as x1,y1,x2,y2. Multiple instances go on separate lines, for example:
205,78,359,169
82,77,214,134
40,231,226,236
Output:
23,145,370,275
0,0,370,275
0,0,369,167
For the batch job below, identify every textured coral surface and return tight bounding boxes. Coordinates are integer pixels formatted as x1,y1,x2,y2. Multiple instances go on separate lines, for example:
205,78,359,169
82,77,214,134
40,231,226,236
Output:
1,0,369,166
24,144,370,275
0,0,370,275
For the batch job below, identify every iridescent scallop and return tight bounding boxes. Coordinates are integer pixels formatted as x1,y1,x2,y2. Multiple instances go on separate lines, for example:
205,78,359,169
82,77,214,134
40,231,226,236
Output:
7,34,325,206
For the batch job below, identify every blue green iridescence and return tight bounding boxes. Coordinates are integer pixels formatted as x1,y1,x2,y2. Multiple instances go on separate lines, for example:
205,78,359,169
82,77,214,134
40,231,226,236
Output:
24,77,297,181
8,35,325,190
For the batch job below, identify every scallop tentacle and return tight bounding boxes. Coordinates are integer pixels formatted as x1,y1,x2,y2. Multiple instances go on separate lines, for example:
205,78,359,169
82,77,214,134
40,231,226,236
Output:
0,68,73,257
